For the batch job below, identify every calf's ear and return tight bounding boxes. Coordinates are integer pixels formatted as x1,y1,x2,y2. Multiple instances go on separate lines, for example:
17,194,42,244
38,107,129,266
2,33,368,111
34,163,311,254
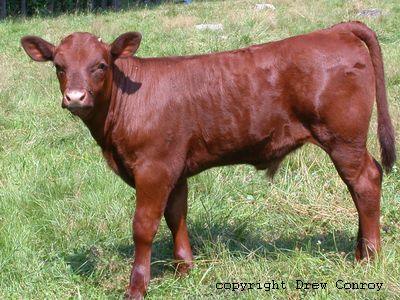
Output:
21,36,55,62
110,32,142,59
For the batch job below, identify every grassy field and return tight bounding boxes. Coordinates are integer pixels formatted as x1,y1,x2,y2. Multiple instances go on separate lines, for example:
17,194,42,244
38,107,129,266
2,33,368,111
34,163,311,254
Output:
1,0,399,299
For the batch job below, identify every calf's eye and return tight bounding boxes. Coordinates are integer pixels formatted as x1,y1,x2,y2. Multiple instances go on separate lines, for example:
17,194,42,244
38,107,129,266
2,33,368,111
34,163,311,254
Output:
98,63,108,70
55,64,65,75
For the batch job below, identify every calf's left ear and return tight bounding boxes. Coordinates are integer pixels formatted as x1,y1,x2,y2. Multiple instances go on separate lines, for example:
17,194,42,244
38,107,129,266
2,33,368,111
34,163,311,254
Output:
110,32,142,59
21,36,55,62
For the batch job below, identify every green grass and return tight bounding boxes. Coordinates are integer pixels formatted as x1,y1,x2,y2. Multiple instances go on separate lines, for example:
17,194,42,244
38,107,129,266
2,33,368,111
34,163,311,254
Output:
1,0,399,299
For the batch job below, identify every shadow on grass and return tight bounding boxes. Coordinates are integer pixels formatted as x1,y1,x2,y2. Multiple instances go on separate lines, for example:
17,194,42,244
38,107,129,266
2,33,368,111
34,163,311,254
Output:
63,220,356,279
64,246,103,277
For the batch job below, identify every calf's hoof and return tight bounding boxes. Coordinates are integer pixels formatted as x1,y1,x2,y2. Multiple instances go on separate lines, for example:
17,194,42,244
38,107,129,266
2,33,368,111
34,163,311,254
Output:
124,289,145,300
355,240,379,261
176,261,193,276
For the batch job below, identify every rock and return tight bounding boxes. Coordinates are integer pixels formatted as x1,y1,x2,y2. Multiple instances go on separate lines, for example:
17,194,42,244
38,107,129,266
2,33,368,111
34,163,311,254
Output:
357,8,385,17
255,3,276,10
245,195,255,202
195,24,223,31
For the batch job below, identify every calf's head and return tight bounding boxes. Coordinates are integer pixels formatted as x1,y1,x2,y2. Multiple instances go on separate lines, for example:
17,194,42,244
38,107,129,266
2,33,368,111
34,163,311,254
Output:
21,32,141,119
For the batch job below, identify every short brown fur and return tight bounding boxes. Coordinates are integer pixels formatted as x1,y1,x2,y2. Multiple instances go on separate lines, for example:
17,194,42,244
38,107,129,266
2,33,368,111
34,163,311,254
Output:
21,21,396,299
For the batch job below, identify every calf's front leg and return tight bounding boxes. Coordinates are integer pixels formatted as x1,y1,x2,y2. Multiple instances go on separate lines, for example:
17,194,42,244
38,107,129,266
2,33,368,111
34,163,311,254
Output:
125,162,174,300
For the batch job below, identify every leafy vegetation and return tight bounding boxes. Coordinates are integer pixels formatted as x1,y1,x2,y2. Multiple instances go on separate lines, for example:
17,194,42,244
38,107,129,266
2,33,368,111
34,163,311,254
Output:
0,0,167,18
0,0,399,299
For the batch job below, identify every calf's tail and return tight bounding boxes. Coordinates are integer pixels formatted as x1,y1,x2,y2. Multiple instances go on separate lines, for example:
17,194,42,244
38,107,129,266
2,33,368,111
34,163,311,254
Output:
332,21,396,172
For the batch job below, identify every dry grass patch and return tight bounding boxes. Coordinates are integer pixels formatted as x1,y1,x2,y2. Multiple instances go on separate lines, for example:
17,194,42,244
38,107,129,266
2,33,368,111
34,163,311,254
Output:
162,15,198,31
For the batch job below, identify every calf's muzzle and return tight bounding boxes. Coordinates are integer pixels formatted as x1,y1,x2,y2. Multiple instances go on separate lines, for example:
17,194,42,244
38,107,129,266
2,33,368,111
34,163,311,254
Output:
63,89,87,108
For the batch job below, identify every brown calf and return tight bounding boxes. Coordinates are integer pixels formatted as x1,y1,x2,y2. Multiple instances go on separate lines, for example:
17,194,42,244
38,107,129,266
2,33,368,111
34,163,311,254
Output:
21,21,395,299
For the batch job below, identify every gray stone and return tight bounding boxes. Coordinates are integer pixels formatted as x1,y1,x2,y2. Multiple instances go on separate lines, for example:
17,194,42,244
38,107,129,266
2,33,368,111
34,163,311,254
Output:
255,3,276,10
357,8,385,17
195,24,224,31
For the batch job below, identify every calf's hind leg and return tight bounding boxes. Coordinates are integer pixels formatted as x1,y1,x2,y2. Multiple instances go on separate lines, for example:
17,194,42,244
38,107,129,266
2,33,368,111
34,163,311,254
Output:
329,144,382,260
164,179,193,274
